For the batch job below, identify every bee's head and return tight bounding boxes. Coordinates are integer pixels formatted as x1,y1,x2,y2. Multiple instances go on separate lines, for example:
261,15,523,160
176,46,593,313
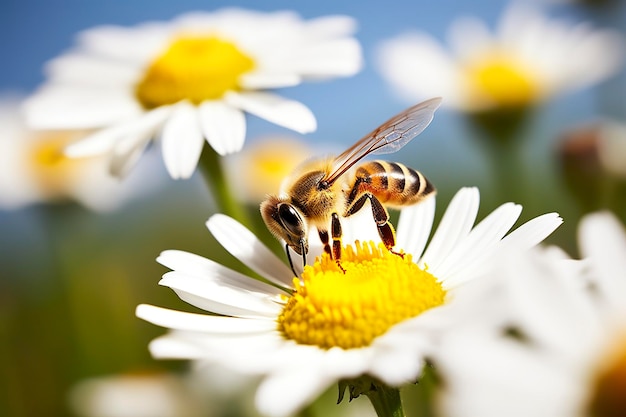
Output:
260,195,309,255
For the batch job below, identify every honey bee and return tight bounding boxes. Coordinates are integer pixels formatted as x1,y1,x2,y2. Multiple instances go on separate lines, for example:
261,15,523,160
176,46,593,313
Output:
261,97,442,274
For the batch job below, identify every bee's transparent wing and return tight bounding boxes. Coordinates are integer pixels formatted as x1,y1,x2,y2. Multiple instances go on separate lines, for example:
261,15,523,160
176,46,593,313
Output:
324,97,442,185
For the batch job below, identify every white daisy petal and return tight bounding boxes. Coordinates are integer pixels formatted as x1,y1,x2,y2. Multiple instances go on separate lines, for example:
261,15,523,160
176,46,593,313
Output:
23,86,143,130
447,17,492,60
44,53,141,86
159,272,281,317
376,33,462,106
65,105,171,158
435,202,522,287
289,39,363,77
304,15,357,38
369,345,426,385
148,334,211,360
108,106,173,177
256,361,335,417
225,91,317,134
150,330,287,368
206,214,294,287
501,212,563,250
109,132,154,178
419,187,479,269
136,304,275,333
504,251,600,356
239,72,302,90
64,125,131,157
147,330,284,363
157,250,282,295
579,212,626,311
396,194,436,259
76,23,170,63
198,101,246,156
321,347,370,379
160,102,204,180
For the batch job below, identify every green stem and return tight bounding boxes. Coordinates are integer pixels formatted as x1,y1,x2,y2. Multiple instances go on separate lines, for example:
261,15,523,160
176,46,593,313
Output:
366,384,405,417
198,146,252,228
467,108,531,206
485,138,526,203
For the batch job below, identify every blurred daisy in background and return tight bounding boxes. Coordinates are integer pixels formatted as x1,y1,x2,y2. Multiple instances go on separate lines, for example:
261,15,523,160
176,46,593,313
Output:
23,9,362,179
433,212,626,417
376,3,624,112
224,135,312,204
136,187,562,417
0,95,157,211
69,371,205,417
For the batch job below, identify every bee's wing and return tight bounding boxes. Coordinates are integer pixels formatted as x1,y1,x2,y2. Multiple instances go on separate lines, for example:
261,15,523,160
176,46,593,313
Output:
324,97,442,185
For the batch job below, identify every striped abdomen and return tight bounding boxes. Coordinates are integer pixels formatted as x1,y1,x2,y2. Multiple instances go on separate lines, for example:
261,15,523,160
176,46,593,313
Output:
345,160,435,209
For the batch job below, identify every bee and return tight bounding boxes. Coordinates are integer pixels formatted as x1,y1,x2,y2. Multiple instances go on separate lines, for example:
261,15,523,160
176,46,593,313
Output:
261,97,442,274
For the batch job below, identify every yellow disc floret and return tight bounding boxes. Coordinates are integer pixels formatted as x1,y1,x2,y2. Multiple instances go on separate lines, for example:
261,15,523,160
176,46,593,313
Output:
463,51,541,109
28,132,92,197
135,35,255,109
277,241,446,349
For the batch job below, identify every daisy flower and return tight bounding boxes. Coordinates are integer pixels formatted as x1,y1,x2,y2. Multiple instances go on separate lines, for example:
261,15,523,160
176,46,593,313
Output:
69,372,205,417
136,187,561,417
376,4,624,112
23,9,362,179
433,211,626,417
0,95,156,211
224,135,313,204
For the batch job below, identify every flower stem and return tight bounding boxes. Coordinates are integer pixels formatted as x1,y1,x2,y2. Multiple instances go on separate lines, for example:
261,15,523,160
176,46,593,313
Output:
198,146,252,228
467,108,531,205
365,384,405,417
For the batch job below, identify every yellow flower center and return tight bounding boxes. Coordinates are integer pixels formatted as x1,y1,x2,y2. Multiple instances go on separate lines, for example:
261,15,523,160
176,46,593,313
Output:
463,52,541,108
28,132,93,195
277,241,446,349
587,333,626,417
135,35,256,109
237,137,310,201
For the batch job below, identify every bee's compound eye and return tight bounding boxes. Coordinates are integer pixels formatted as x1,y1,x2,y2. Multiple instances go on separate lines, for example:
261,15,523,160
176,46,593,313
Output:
278,204,304,236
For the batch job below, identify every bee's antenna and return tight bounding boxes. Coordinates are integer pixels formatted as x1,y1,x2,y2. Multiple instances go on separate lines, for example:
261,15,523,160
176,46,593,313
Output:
286,243,298,277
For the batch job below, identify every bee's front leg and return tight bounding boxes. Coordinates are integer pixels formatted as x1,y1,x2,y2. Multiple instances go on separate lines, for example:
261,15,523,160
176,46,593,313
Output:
319,224,346,273
331,213,343,261
318,230,331,257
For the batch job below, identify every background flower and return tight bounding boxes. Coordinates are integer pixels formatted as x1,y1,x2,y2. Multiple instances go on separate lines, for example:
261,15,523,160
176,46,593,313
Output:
376,3,624,112
23,9,362,179
224,135,313,204
69,372,205,417
0,95,160,211
432,212,626,417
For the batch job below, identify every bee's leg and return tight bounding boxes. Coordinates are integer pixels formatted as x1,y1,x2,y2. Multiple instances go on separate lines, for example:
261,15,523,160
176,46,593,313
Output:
331,213,346,272
318,222,346,272
345,193,400,256
331,213,343,260
318,229,332,257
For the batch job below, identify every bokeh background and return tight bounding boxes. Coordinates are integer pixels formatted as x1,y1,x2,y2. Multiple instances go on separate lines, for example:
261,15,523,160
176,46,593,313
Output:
1,0,625,416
